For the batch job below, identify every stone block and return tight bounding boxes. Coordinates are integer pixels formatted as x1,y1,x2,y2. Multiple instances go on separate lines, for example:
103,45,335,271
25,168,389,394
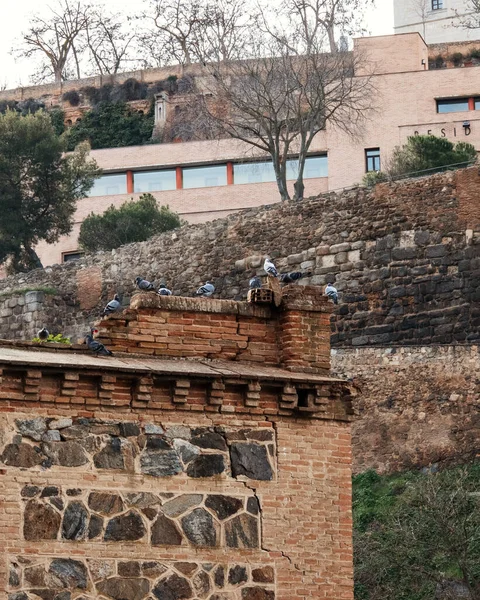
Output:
25,291,45,305
322,254,336,268
334,252,348,264
316,245,330,256
287,253,305,265
329,242,350,253
348,250,361,263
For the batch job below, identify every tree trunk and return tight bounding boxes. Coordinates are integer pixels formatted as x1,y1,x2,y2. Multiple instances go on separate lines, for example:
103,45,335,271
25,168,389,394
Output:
23,244,44,270
327,25,337,53
293,177,305,201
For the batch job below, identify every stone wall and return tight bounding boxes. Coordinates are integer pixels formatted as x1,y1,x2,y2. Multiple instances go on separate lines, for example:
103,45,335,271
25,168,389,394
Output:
0,168,478,347
0,292,354,600
332,344,480,474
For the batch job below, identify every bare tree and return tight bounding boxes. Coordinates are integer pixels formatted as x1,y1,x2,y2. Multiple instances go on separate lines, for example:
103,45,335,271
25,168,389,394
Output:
194,0,254,62
85,9,138,75
137,0,204,66
411,0,429,40
202,0,373,201
455,0,480,30
263,0,374,53
15,0,90,83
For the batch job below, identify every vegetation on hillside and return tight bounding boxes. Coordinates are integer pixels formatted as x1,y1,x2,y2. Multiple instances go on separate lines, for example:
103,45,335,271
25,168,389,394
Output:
66,101,155,150
78,193,181,252
353,465,480,599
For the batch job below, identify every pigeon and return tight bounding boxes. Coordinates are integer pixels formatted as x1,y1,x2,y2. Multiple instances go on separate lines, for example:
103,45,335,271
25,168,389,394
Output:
249,276,262,289
325,283,339,305
158,284,172,296
135,277,156,291
85,328,113,356
195,281,215,297
37,327,49,340
280,271,310,284
264,257,278,277
103,293,121,316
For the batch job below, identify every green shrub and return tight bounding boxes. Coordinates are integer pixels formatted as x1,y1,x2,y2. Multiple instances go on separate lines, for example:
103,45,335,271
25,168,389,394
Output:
389,135,477,178
353,465,480,599
78,193,181,252
49,108,65,136
362,171,388,188
32,332,71,344
62,90,81,106
450,52,464,66
469,48,480,59
66,101,154,150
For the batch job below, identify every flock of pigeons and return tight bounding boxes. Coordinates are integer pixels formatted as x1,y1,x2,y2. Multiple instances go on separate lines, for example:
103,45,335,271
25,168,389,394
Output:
36,256,339,358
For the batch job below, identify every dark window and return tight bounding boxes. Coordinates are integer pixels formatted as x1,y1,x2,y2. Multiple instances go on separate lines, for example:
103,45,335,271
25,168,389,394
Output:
365,148,381,172
437,98,469,113
63,251,84,263
432,0,443,9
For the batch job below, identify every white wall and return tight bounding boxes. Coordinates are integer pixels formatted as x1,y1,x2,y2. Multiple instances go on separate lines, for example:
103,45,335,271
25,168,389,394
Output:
394,0,478,43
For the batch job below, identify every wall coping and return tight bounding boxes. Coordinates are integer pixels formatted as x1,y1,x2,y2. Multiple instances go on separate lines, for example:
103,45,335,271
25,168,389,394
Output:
0,345,343,385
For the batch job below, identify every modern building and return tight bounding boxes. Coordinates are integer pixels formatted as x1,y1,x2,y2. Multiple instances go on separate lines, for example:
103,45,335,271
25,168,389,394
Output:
394,0,477,43
1,31,480,269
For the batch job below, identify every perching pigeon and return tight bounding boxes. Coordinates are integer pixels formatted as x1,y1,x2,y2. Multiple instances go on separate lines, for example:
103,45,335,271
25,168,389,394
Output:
158,284,172,296
195,281,215,297
37,327,49,340
249,276,262,289
135,277,156,291
85,328,113,356
264,257,278,277
103,294,121,316
325,283,339,305
280,271,310,284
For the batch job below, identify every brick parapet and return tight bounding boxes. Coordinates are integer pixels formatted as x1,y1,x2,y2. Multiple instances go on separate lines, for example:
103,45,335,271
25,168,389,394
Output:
96,288,332,374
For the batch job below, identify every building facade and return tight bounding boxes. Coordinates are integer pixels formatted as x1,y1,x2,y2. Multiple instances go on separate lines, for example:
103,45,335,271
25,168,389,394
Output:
1,32,480,269
394,0,477,43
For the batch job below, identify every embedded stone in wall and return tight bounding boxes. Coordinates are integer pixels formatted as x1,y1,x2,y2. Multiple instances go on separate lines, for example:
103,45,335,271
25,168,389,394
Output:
8,558,275,600
20,486,261,549
1,419,276,482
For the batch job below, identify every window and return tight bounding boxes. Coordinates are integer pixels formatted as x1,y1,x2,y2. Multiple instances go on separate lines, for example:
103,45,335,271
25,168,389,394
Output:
303,156,328,178
234,161,276,184
182,165,227,189
134,170,176,193
87,173,127,197
437,98,469,113
234,155,328,184
62,251,84,263
365,148,381,172
431,0,443,8
475,98,480,110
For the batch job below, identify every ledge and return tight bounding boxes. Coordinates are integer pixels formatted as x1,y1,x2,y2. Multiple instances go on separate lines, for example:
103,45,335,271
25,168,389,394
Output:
0,345,343,386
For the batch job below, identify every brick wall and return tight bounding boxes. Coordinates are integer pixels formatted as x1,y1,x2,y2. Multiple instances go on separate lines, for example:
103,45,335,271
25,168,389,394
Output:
0,291,354,600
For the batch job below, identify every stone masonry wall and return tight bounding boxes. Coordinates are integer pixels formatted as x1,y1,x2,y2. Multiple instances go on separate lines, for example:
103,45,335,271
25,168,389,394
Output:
0,291,354,600
332,345,480,474
0,168,478,347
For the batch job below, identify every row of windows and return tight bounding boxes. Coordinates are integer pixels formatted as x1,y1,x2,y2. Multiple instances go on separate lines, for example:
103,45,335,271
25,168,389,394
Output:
437,97,480,113
87,156,328,197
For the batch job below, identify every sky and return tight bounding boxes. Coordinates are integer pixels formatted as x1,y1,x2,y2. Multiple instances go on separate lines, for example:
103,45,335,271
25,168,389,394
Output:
0,0,394,90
